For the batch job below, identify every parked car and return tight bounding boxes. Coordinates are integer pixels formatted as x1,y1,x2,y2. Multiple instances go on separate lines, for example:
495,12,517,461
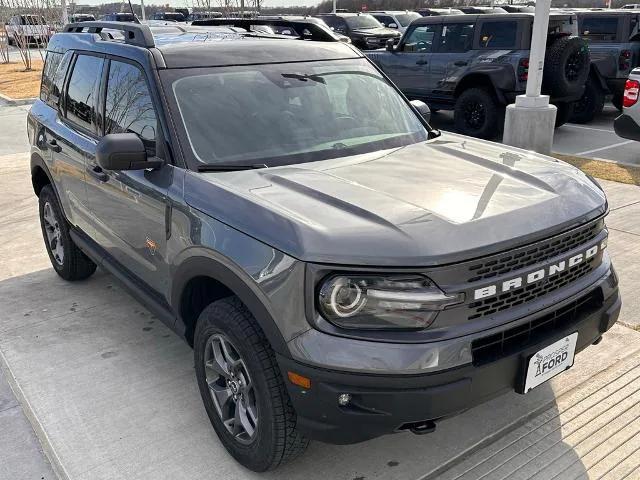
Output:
256,15,351,42
5,14,53,45
150,12,186,22
622,4,640,9
498,5,536,13
69,14,96,23
30,19,619,473
369,11,422,33
614,68,640,140
313,12,401,49
571,10,640,122
459,6,509,14
415,8,464,16
102,12,137,22
367,13,590,138
188,11,223,21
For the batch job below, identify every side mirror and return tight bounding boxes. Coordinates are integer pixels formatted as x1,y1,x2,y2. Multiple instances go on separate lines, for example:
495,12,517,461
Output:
96,133,161,171
410,99,431,123
388,23,398,28
386,37,396,51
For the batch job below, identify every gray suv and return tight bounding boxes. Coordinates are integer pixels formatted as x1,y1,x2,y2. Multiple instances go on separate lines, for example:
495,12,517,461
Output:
29,21,620,472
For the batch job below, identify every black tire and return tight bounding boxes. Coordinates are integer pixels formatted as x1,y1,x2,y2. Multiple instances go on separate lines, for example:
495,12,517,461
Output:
454,87,502,139
570,78,605,124
194,297,309,472
554,102,574,128
612,93,624,111
38,185,97,281
543,36,590,98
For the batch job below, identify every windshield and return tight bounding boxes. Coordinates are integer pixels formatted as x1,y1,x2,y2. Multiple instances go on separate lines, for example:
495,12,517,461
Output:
396,13,421,26
345,15,382,29
21,15,45,25
169,59,430,168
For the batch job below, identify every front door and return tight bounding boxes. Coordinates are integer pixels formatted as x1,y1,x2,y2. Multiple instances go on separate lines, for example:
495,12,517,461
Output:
85,58,171,296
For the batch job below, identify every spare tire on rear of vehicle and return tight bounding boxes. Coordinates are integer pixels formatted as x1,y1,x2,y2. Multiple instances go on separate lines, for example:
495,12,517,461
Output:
542,36,590,98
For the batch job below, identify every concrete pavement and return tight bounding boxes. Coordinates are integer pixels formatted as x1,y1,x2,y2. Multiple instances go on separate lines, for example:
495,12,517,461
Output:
1,146,640,479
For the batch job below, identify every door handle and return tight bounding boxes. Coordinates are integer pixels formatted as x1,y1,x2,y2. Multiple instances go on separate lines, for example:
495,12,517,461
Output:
454,61,468,67
416,59,428,65
87,165,108,182
47,139,62,153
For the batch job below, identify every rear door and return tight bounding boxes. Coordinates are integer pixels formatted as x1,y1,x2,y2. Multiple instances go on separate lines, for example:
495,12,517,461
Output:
433,21,476,97
383,23,441,98
85,57,172,295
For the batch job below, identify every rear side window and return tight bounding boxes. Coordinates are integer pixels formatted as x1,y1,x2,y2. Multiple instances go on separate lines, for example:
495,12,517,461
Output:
104,60,158,155
479,21,518,49
580,17,619,41
41,51,72,108
440,23,475,53
403,25,438,52
65,54,103,131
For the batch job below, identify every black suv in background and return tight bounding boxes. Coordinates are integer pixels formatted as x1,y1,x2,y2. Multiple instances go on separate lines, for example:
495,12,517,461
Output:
368,13,590,138
570,10,640,122
29,20,619,473
314,12,401,49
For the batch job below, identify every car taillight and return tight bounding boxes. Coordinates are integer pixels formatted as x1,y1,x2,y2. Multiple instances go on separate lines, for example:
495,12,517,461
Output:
619,50,632,71
518,58,529,82
623,79,639,108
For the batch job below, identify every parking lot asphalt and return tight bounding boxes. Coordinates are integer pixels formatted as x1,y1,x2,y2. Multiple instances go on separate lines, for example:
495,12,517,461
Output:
430,104,640,166
1,132,640,477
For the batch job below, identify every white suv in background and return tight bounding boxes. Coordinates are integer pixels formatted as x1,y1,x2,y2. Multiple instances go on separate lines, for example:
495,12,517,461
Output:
369,10,421,33
5,14,53,45
614,68,640,141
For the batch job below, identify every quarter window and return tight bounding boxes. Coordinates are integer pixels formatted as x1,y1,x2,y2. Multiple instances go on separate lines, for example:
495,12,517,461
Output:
104,60,157,155
440,23,475,52
580,17,619,41
65,54,103,131
403,25,438,52
479,21,518,49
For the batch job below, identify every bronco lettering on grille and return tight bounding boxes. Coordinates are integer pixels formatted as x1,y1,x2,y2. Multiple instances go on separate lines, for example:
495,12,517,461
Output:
473,239,608,301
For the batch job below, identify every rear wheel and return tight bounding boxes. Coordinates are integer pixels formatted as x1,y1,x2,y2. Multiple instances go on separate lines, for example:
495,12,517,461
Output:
454,87,501,139
38,185,97,281
543,36,590,98
194,297,309,472
570,78,605,124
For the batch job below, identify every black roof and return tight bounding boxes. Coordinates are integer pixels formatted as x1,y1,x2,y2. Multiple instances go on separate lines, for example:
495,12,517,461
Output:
50,22,361,69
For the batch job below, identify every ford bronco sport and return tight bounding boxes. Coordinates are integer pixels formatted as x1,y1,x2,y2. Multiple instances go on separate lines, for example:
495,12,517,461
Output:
367,13,590,138
29,20,620,472
571,10,640,123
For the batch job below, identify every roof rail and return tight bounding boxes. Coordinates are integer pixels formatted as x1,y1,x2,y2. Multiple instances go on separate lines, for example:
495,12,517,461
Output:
191,18,340,42
63,21,155,48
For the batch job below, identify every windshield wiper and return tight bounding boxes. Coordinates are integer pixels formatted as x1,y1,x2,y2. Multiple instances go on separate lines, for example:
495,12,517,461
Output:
282,73,326,84
197,163,268,172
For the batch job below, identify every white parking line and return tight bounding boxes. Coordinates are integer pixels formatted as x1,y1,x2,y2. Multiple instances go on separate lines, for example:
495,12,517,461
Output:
563,124,615,133
575,140,635,156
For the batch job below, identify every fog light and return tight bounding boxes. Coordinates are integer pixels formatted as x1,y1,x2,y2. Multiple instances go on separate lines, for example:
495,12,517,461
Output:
338,393,351,406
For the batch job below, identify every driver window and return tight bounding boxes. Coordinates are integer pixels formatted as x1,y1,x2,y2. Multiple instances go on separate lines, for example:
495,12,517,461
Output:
403,25,438,53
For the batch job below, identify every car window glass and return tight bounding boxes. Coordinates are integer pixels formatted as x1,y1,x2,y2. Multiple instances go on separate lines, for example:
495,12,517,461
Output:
373,15,395,27
396,13,421,27
65,54,103,131
580,17,618,41
630,15,639,40
479,21,518,48
440,23,475,52
49,52,72,107
104,60,158,156
40,51,62,103
403,25,438,52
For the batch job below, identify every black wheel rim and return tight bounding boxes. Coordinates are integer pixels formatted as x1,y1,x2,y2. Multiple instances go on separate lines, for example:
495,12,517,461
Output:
203,333,258,445
463,100,486,131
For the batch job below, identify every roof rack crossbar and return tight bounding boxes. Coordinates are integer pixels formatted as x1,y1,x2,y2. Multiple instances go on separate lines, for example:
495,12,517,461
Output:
63,21,155,48
191,18,340,42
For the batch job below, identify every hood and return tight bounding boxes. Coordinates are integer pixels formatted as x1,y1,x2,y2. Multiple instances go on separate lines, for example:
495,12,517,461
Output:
184,133,607,266
351,26,401,37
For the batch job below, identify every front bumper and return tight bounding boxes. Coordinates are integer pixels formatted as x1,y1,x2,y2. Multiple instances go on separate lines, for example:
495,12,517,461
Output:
278,269,620,444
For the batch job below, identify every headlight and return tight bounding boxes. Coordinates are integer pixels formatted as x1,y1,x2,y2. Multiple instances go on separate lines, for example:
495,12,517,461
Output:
317,275,462,330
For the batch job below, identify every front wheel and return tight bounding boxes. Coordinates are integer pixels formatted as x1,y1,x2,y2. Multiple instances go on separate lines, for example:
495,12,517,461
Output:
570,78,605,124
194,297,309,472
454,87,502,139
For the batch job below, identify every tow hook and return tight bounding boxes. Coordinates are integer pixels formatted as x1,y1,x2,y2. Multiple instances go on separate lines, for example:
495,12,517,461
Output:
408,420,437,435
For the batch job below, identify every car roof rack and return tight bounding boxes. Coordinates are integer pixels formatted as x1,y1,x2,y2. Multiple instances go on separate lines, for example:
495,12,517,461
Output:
63,21,155,48
190,18,340,42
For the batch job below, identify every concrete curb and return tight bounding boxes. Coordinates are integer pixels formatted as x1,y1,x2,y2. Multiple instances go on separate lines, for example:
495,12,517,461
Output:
0,347,70,480
0,92,37,106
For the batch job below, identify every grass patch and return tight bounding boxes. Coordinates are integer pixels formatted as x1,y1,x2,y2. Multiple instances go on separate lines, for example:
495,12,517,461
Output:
0,60,43,99
553,154,640,186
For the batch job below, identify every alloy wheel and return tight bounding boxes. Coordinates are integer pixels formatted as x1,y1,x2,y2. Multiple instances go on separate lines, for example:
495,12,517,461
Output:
43,201,64,265
204,333,258,445
463,100,486,131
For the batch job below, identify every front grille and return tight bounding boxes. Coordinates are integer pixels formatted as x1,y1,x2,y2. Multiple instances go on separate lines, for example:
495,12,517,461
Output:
467,220,603,283
470,288,603,366
468,257,597,320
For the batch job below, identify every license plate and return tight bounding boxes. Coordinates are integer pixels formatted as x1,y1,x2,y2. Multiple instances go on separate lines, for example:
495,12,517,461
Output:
523,333,578,393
